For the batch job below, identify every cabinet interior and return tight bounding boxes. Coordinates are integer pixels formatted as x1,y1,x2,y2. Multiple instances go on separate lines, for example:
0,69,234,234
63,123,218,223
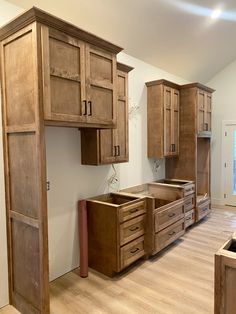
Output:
197,138,210,199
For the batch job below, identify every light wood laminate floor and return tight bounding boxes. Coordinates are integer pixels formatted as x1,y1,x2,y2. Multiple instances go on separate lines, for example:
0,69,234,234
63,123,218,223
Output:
1,207,236,314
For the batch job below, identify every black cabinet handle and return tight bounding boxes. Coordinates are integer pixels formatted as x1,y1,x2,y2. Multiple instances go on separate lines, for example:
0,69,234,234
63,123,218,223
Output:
117,145,120,156
130,247,140,254
88,101,92,116
205,123,208,131
129,226,139,232
129,208,138,214
168,212,176,218
168,231,176,236
186,217,192,221
114,146,117,157
83,100,87,115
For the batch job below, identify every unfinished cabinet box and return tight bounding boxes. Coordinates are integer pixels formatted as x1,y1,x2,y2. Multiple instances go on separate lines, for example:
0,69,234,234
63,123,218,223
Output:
215,233,236,314
0,7,123,314
146,79,180,158
121,183,185,256
166,83,214,222
87,193,147,277
153,179,195,228
81,62,133,165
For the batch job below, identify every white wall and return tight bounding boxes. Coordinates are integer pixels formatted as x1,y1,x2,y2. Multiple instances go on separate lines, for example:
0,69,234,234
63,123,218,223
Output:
46,52,188,281
207,59,236,205
0,1,23,308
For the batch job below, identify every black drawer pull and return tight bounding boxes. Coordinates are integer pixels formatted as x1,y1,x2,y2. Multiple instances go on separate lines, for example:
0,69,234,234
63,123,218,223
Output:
129,226,139,232
185,201,192,206
83,100,87,115
130,248,140,254
203,207,208,212
186,188,193,192
186,217,192,221
129,208,138,214
88,101,92,116
168,212,176,218
168,231,176,236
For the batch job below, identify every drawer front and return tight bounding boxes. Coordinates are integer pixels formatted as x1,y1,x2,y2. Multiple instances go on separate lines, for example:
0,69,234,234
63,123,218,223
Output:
197,200,210,221
184,194,195,212
120,215,145,246
184,184,195,197
119,200,146,223
185,209,195,228
155,218,185,253
155,201,184,232
120,236,145,269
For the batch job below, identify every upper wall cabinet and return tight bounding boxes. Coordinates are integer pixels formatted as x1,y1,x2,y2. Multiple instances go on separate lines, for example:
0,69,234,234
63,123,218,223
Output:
41,27,118,127
181,83,214,137
80,62,133,165
145,80,180,158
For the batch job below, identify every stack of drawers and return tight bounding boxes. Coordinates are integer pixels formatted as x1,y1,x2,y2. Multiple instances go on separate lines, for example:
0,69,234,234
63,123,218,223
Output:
196,195,211,221
87,193,146,277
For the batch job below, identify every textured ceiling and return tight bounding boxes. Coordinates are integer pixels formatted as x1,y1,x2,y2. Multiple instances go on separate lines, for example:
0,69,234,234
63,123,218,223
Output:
5,0,236,82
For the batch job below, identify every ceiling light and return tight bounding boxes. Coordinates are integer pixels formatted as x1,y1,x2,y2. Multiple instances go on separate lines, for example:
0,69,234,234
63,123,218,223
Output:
211,9,222,19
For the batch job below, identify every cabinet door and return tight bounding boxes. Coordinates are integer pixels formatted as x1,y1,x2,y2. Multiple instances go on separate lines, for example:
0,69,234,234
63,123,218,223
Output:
85,45,117,126
100,129,116,164
205,93,212,132
42,27,86,122
171,89,179,155
115,70,128,162
163,86,172,156
197,89,205,133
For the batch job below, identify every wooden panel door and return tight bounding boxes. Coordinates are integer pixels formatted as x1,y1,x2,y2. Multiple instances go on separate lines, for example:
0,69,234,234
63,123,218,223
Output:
41,26,86,123
171,89,179,155
205,93,212,132
85,44,117,126
99,129,116,164
0,23,49,314
197,89,205,133
163,86,172,156
115,69,128,162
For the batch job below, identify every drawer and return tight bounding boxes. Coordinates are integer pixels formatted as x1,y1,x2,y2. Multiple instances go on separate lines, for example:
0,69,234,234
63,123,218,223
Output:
185,209,195,228
120,215,145,246
155,218,185,253
120,236,145,269
184,184,195,197
119,200,146,223
196,199,210,221
184,194,195,212
155,200,184,232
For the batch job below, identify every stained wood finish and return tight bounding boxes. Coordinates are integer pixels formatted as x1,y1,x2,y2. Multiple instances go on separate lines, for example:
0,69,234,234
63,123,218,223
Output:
87,193,147,277
0,23,49,313
166,83,214,222
81,62,133,165
146,80,180,158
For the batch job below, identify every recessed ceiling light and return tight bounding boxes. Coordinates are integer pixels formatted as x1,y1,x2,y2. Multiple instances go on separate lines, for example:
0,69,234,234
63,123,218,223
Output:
211,9,222,19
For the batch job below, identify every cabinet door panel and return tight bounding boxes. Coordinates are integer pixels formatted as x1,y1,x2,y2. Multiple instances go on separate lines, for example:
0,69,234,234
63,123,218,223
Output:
42,27,85,122
205,93,212,132
172,89,179,155
86,45,116,125
197,90,205,133
100,129,116,164
164,86,172,156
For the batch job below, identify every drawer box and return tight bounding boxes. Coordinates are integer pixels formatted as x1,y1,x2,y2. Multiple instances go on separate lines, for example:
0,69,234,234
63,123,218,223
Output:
196,198,210,221
155,218,185,253
185,209,195,228
120,236,145,269
120,215,145,246
119,200,146,223
154,199,184,232
184,194,195,212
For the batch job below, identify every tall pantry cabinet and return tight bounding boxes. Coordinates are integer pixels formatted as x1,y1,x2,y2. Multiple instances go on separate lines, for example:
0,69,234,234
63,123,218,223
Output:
166,83,214,221
0,7,123,314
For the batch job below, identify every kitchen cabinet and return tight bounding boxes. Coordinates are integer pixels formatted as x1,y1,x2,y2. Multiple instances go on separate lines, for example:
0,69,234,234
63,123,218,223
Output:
87,193,146,277
197,89,212,134
146,79,180,158
81,62,133,165
0,7,123,314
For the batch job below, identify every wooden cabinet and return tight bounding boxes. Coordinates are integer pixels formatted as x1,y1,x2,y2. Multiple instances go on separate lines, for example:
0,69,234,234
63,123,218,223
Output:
121,183,185,256
166,83,214,222
215,233,236,314
0,7,123,314
42,27,118,127
146,80,180,158
197,89,212,134
81,62,133,165
86,193,146,277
